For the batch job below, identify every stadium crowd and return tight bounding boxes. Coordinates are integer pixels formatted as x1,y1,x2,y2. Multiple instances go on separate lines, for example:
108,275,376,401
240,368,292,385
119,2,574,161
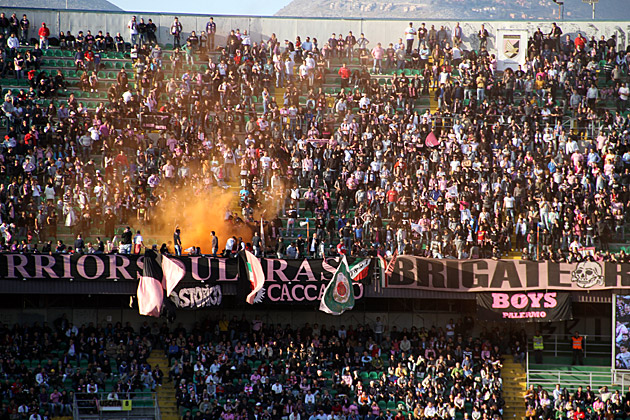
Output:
0,315,515,420
164,315,508,420
0,315,162,420
522,383,630,420
0,15,629,262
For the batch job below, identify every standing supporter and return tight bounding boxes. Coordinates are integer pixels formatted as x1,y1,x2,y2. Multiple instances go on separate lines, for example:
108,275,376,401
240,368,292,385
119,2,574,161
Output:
38,22,49,49
170,17,182,49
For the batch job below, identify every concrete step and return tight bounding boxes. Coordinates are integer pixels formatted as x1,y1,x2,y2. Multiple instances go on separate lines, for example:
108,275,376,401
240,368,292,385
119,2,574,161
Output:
149,350,178,418
159,406,178,413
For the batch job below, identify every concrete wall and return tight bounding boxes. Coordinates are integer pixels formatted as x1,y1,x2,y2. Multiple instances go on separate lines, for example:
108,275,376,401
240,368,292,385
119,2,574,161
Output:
9,7,630,53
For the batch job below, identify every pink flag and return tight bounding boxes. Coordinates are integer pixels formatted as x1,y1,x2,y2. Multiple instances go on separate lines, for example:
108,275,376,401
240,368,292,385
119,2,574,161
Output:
425,131,439,147
137,275,163,317
161,255,186,296
245,250,266,304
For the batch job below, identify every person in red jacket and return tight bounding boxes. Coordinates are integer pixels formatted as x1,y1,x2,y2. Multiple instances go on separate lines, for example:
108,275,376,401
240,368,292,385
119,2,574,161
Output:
338,63,351,89
38,22,50,49
574,33,586,52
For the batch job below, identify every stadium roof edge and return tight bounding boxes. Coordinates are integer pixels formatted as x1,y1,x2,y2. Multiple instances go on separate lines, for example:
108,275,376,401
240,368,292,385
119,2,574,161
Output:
2,5,628,23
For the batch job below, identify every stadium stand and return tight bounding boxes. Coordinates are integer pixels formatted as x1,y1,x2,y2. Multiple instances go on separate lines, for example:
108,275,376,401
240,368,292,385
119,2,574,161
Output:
0,14,629,263
0,316,513,420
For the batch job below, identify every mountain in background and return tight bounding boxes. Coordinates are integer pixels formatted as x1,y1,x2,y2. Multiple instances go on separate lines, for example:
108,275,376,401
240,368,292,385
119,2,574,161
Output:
0,0,122,11
275,0,628,20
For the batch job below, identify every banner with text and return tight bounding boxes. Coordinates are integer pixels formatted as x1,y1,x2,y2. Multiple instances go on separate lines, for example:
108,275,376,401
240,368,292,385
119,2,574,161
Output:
476,292,573,322
0,254,370,306
386,257,630,291
243,257,369,304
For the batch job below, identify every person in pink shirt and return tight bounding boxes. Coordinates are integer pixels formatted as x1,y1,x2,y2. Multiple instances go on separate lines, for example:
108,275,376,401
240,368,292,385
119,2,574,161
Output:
371,43,384,74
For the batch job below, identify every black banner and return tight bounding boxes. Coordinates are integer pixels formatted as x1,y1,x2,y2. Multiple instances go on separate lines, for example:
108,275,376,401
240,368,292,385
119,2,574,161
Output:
387,257,630,291
0,253,239,283
141,113,170,130
170,285,223,308
0,254,371,307
476,292,573,322
244,257,369,304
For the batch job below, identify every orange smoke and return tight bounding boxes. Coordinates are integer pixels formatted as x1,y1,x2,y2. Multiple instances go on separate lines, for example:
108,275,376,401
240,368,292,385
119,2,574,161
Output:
141,185,254,254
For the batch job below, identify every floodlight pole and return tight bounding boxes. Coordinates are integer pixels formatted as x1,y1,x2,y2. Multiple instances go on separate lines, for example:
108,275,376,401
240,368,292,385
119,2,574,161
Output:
592,2,595,19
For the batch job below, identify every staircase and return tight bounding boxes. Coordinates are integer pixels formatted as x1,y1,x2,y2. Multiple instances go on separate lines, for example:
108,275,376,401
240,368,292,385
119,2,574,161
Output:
273,87,286,106
505,251,522,260
502,356,527,420
147,351,179,420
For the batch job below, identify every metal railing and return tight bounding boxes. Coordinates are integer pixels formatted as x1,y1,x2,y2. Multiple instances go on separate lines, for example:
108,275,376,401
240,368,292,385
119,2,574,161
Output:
527,334,612,360
526,369,630,392
526,368,613,390
72,391,160,420
612,370,630,391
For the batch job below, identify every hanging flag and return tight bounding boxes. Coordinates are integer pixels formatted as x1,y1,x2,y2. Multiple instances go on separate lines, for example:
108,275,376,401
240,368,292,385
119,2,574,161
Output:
446,185,458,198
320,256,355,315
137,249,164,317
385,250,398,279
410,222,422,235
244,249,266,304
377,255,388,288
425,131,439,147
161,254,186,296
138,249,186,317
348,258,372,282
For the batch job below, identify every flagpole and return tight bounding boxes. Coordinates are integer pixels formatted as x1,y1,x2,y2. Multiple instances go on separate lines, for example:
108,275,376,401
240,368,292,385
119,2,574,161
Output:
260,216,265,257
260,209,266,258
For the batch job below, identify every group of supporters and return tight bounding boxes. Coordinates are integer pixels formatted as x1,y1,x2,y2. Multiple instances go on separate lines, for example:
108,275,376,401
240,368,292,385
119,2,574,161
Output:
524,384,630,420
0,315,517,420
0,316,163,420
166,315,510,420
0,15,629,263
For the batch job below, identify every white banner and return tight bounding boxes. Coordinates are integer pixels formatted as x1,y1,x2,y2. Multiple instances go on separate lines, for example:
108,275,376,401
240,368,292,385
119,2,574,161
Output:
496,29,528,71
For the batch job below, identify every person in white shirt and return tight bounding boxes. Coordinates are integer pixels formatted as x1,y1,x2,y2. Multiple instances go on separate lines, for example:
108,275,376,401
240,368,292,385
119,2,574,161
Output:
127,16,138,45
618,83,629,113
241,30,251,47
424,402,437,418
284,56,294,82
404,22,417,54
133,230,144,254
299,62,309,85
7,33,19,50
304,391,316,404
271,381,283,394
86,381,98,394
586,84,598,108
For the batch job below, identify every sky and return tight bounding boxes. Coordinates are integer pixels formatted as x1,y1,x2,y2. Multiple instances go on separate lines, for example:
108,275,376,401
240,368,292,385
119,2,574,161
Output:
108,0,292,16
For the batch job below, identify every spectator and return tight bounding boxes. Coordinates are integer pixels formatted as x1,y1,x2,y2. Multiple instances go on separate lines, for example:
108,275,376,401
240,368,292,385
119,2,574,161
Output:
170,17,182,49
38,22,49,49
